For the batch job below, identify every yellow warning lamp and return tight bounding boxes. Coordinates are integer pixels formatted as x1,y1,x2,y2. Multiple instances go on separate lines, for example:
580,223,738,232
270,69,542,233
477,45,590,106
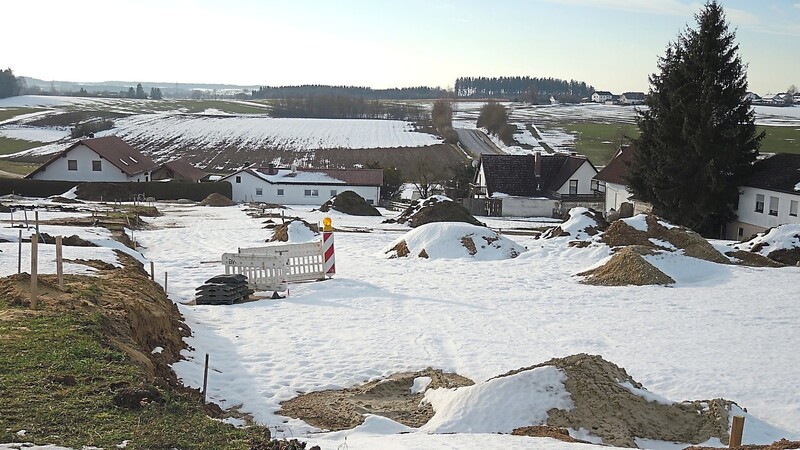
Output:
323,217,333,232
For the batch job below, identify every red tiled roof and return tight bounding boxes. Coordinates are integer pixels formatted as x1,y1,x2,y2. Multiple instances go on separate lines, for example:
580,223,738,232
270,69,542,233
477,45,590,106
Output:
26,136,157,179
594,145,637,185
159,158,207,182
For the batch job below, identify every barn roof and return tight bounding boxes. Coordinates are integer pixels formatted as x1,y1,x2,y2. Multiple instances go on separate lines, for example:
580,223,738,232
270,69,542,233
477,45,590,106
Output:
26,136,157,179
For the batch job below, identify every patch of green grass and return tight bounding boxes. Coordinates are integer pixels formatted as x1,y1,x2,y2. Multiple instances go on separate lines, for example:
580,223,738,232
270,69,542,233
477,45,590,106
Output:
0,309,273,449
560,123,640,165
0,159,38,176
0,136,44,156
0,107,43,123
759,126,800,154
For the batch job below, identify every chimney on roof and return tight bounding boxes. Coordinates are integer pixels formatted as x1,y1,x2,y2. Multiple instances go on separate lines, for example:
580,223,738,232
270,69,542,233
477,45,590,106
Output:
534,151,541,177
267,163,277,175
291,163,297,174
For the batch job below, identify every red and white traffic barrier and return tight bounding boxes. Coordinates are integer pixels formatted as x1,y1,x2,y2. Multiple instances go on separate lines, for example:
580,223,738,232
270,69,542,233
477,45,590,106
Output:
322,217,335,277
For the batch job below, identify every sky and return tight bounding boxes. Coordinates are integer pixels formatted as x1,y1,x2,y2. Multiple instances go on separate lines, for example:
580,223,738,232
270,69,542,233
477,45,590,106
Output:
2,0,799,94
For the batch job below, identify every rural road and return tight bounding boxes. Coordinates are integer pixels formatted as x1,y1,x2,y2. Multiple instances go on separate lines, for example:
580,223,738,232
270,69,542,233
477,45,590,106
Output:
454,128,504,158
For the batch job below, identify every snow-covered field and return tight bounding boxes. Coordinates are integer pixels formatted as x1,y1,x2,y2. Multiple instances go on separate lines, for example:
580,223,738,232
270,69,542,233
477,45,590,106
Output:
1,197,799,449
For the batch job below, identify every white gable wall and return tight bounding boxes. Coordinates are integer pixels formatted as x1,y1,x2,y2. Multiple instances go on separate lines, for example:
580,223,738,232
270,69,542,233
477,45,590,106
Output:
227,171,380,205
603,181,634,213
29,144,143,182
554,161,598,195
735,186,800,228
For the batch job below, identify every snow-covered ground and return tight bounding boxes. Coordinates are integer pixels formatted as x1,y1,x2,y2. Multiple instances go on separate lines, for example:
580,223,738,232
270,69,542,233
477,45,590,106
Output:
2,198,798,449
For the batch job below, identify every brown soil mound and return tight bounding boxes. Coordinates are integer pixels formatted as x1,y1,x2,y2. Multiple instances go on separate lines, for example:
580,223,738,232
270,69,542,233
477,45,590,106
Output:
767,247,800,266
602,215,729,264
34,233,97,247
269,219,319,242
200,192,236,207
579,246,675,286
511,426,590,443
725,250,785,268
48,196,84,204
319,190,381,216
0,252,188,387
387,241,411,258
688,439,800,450
498,354,732,448
0,203,11,213
278,368,474,431
387,197,483,228
544,208,609,239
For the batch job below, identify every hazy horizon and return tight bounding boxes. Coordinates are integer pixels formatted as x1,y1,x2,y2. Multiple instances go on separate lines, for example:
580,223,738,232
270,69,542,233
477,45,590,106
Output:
3,0,799,95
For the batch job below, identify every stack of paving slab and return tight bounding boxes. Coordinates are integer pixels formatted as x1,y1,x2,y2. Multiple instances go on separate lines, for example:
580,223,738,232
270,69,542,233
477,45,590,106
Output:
195,274,254,305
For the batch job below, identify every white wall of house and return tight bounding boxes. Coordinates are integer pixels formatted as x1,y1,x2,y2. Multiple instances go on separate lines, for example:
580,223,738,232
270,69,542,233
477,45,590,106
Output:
29,144,146,182
591,93,612,103
729,186,800,238
227,171,380,205
501,197,559,217
554,161,598,195
603,182,633,213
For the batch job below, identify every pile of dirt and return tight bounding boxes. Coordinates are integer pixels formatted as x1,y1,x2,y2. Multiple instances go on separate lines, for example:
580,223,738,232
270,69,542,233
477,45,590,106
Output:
498,354,733,448
269,219,319,242
385,196,483,228
33,233,97,247
732,225,800,266
511,426,591,444
724,250,785,268
0,252,188,387
278,368,474,431
200,192,236,207
318,190,381,216
579,246,675,286
688,439,800,450
602,215,729,264
543,207,609,240
48,196,84,204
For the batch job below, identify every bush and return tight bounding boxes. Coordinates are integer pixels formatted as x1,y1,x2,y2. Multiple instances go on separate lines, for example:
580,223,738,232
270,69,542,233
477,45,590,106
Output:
0,179,232,202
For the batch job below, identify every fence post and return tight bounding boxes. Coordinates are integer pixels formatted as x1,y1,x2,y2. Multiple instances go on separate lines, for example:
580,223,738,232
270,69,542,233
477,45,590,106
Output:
202,353,210,403
10,208,13,228
729,415,745,447
164,271,168,294
35,210,40,241
17,229,22,274
56,235,64,289
30,235,38,309
150,261,155,280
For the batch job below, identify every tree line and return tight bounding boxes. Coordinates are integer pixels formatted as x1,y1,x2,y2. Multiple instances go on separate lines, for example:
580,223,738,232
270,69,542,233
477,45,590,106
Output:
454,76,594,103
251,85,449,100
269,94,428,121
0,68,22,98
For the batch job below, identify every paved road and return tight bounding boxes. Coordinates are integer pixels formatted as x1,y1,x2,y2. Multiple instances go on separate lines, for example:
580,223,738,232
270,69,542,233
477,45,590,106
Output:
454,128,504,158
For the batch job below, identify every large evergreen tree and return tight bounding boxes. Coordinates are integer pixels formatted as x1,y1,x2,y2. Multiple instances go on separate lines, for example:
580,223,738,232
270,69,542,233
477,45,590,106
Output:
628,1,763,237
0,68,20,99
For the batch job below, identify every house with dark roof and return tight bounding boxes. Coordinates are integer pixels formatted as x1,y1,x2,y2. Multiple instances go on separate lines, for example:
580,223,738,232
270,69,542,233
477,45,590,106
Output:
591,91,614,103
151,158,207,183
220,164,383,205
469,152,601,217
619,92,646,105
593,145,652,217
727,153,800,240
25,136,158,182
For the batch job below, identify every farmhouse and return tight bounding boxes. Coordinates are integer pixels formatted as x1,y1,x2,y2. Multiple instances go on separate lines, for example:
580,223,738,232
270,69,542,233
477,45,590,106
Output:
726,153,800,240
593,145,652,217
221,164,383,205
619,92,646,105
591,91,614,103
25,136,158,182
468,152,602,217
151,158,207,182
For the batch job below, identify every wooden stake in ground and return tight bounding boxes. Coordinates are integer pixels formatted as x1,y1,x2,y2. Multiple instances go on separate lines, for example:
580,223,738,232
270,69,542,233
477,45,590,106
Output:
56,235,64,289
150,261,155,280
202,353,210,403
164,271,168,294
30,234,38,309
729,415,745,447
35,210,40,242
17,229,22,274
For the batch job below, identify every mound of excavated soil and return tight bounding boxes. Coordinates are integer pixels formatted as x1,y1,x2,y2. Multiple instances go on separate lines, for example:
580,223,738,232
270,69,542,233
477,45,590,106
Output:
734,225,800,266
543,207,609,240
725,250,785,268
319,190,381,216
200,193,236,207
386,196,483,228
269,219,319,242
688,438,800,450
278,369,474,431
511,425,591,443
603,215,729,264
498,354,732,448
34,233,97,247
579,246,675,286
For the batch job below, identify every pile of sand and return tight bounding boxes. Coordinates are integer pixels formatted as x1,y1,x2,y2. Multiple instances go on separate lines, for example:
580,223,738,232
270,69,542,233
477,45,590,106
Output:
579,246,675,286
319,190,381,216
602,215,729,264
732,224,800,266
543,207,608,241
199,193,236,207
385,196,483,228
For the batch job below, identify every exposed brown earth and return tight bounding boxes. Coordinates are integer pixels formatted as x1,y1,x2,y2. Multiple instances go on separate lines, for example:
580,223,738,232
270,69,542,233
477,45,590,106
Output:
318,190,381,216
200,192,236,207
579,246,675,286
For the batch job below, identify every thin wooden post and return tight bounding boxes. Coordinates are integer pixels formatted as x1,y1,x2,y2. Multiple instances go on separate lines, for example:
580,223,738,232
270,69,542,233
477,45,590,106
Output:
23,208,29,229
55,235,64,289
10,209,13,228
202,353,209,403
150,261,155,280
729,415,745,447
17,229,22,274
164,271,168,294
34,210,40,241
30,235,38,309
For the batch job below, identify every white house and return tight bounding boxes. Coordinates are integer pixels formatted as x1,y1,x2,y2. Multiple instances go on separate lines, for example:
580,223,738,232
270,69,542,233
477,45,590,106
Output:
619,92,646,105
727,153,800,240
594,145,635,214
26,136,158,182
591,91,614,103
221,165,383,205
470,152,602,217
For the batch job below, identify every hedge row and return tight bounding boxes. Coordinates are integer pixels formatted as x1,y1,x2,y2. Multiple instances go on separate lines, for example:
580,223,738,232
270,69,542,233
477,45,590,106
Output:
0,179,232,202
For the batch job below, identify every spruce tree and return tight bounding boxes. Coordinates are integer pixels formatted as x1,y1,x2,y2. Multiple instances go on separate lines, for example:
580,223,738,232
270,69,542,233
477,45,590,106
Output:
628,1,763,237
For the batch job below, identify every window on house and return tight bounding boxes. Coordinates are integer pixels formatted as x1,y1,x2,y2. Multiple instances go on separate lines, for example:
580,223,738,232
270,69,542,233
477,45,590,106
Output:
304,189,319,197
569,180,578,195
738,227,744,237
790,200,798,217
68,160,77,171
590,180,599,192
255,188,263,196
769,196,779,216
277,189,284,196
330,190,337,197
755,194,764,213
235,176,241,184
92,160,101,171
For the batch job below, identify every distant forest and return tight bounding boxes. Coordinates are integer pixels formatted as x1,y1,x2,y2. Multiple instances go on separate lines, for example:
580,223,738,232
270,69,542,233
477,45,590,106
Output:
269,94,428,121
251,85,449,100
454,76,594,103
